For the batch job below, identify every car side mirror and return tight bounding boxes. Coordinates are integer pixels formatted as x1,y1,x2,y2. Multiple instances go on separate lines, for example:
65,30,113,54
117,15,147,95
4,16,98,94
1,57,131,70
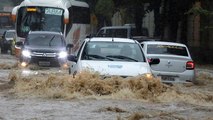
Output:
86,34,96,38
67,54,77,62
149,58,160,65
15,41,23,48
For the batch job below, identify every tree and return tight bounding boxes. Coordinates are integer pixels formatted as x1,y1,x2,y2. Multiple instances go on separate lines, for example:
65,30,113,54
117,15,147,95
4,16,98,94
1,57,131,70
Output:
95,0,114,29
84,0,158,36
159,0,196,43
146,0,162,37
10,0,23,6
113,0,150,36
113,0,163,36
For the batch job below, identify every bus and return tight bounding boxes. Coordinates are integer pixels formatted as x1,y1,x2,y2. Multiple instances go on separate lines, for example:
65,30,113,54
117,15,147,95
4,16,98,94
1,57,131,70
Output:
11,0,91,54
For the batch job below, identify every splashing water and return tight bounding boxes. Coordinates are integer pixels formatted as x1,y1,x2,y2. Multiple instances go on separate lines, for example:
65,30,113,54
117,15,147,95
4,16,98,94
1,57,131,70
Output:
7,70,213,106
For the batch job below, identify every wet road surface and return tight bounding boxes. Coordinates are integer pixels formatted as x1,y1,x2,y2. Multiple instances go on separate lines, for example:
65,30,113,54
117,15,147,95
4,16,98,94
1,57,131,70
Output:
0,54,212,120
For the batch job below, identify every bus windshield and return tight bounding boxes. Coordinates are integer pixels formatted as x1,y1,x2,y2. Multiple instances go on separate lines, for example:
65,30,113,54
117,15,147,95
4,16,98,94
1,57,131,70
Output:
17,7,64,37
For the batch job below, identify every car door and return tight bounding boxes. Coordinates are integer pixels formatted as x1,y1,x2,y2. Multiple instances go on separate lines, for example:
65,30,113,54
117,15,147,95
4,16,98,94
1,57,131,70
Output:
70,41,86,75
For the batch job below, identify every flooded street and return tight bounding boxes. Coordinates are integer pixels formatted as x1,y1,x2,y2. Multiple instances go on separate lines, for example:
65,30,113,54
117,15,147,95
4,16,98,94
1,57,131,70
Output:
0,54,212,120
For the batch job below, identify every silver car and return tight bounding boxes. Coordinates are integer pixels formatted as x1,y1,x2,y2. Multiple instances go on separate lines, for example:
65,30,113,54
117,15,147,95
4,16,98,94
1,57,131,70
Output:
141,41,195,83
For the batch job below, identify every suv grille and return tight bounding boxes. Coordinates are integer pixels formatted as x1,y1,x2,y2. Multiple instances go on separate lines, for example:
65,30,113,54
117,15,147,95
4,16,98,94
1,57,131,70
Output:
31,52,57,58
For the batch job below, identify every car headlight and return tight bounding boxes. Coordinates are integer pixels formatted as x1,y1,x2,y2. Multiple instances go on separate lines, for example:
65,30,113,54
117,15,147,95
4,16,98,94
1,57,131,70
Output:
58,51,68,58
22,50,31,58
143,73,154,79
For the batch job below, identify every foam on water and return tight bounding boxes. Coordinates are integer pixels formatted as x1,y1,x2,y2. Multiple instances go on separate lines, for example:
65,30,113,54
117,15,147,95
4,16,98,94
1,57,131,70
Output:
7,70,213,106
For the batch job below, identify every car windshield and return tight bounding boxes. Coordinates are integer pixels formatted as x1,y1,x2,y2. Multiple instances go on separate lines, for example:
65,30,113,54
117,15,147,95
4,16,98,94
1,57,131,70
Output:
147,44,189,56
81,41,146,62
26,33,64,47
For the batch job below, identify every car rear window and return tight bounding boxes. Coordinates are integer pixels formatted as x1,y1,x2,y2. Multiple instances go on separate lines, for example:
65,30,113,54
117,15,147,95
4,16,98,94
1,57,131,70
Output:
147,44,188,56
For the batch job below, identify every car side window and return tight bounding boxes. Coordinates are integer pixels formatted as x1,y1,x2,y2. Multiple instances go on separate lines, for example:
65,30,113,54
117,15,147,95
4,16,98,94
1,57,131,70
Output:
106,29,127,38
97,29,104,37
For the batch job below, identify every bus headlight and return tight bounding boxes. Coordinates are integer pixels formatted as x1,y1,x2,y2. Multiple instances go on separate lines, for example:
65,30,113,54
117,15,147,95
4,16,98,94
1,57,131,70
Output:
58,51,68,58
22,50,31,58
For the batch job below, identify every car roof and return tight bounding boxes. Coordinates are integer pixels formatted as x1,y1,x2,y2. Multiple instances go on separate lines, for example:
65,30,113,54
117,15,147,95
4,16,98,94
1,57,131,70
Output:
100,26,133,29
141,41,187,47
6,30,16,32
29,31,63,35
85,37,138,43
100,25,149,30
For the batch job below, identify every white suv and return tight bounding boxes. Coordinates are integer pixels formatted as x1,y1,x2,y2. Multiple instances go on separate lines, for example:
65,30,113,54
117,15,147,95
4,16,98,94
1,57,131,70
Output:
68,37,159,78
96,25,149,41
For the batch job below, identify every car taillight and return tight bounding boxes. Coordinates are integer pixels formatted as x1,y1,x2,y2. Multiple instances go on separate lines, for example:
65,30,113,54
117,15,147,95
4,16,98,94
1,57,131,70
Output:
186,61,195,70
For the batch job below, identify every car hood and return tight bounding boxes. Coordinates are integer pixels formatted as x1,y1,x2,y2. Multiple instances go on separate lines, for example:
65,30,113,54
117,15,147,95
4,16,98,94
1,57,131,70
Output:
24,45,66,52
79,61,151,77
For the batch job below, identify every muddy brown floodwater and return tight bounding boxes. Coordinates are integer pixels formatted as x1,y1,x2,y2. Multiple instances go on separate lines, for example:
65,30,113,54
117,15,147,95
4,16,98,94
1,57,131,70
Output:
0,54,213,120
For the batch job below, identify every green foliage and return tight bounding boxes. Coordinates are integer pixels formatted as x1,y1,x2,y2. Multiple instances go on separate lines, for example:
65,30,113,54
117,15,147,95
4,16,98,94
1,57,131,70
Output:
0,0,22,10
186,6,212,16
0,0,13,10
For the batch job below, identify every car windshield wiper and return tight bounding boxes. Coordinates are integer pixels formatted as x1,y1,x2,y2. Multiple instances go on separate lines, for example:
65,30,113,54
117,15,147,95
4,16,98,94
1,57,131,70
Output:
106,55,138,62
49,35,55,46
85,54,114,61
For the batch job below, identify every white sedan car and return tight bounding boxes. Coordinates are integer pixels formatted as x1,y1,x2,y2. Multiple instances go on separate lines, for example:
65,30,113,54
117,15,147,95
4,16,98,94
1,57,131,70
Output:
141,41,195,83
68,37,159,78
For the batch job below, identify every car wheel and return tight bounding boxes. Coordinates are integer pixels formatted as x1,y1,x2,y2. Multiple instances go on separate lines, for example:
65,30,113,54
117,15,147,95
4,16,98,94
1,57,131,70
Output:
3,45,9,54
1,46,7,53
73,71,77,78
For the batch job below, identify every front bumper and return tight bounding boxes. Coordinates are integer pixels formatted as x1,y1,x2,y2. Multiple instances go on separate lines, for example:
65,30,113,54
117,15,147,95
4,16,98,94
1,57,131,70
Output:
21,56,67,67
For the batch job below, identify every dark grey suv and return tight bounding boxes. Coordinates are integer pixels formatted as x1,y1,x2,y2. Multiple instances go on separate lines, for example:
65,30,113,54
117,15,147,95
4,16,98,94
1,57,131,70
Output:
0,30,16,54
17,31,71,67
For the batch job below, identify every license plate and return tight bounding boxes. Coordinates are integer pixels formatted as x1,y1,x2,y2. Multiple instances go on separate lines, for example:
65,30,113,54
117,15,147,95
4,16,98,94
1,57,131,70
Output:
161,76,175,81
39,61,50,66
